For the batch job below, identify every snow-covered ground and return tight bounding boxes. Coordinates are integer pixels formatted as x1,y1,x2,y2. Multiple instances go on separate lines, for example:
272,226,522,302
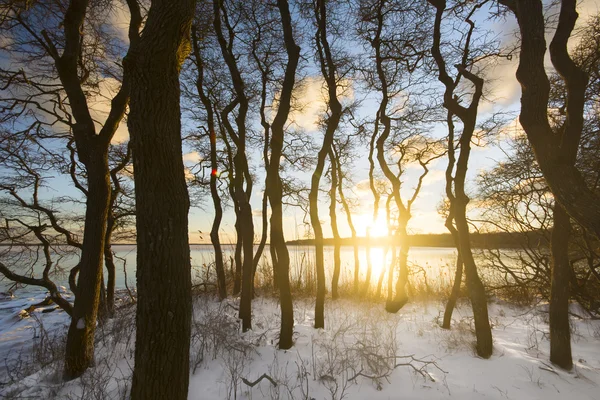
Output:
1,293,599,399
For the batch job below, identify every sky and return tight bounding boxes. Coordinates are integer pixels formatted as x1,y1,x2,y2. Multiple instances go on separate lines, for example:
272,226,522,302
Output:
3,0,599,244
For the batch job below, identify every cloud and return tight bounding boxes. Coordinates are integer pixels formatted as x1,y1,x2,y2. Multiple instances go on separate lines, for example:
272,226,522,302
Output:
85,77,130,144
183,151,203,163
422,169,445,186
273,76,354,132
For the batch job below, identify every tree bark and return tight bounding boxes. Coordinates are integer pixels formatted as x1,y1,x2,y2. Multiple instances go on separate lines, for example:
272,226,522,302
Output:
442,110,463,330
442,254,463,329
125,0,195,398
310,0,343,329
266,0,300,349
550,204,573,369
64,151,111,377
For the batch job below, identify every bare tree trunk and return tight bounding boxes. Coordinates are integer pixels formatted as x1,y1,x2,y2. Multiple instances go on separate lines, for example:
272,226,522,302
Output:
233,212,243,296
310,0,343,329
266,0,300,349
125,0,195,397
329,150,342,300
442,110,462,330
550,204,573,369
191,27,227,300
442,254,463,329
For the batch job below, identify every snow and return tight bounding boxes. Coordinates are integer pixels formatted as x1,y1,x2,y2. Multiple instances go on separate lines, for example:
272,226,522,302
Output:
0,294,599,399
76,318,85,330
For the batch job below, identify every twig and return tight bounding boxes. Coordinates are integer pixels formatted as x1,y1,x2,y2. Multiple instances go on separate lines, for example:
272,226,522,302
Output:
241,373,277,387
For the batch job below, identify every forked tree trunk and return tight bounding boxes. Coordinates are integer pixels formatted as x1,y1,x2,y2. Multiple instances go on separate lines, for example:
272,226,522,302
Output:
58,0,139,379
125,0,195,398
500,0,600,239
549,204,573,369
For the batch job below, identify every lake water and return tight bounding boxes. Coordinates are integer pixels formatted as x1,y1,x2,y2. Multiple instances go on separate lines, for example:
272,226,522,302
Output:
0,244,461,297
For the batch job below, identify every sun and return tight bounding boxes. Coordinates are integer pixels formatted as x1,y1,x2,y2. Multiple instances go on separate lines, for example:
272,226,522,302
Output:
356,213,389,237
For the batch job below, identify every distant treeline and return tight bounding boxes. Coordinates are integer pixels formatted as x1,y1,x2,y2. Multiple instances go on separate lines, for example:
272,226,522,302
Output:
287,231,550,249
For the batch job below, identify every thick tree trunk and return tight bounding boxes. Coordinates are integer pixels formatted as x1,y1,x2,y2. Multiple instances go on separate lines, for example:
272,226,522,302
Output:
125,1,195,398
64,151,111,379
549,205,573,369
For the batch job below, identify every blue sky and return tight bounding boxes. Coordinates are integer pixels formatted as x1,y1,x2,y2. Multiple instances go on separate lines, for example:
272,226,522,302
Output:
3,0,599,244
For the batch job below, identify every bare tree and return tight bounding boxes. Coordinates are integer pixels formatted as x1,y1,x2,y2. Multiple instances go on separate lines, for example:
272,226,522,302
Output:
213,0,256,331
428,0,493,358
190,12,228,300
356,0,438,312
307,0,345,329
0,0,141,378
266,0,301,348
498,0,600,369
